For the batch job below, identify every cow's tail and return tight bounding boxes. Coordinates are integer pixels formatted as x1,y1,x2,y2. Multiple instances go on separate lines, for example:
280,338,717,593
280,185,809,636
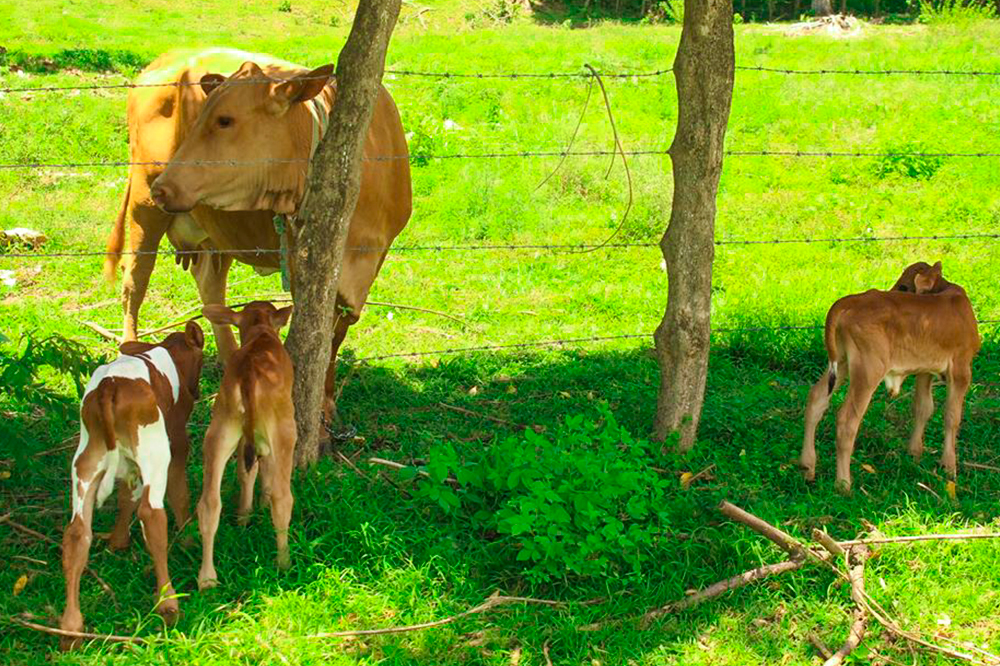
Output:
240,372,257,470
103,177,131,284
823,305,842,395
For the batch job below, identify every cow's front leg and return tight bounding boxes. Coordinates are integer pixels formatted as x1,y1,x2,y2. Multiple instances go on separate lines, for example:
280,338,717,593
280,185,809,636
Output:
121,203,172,342
191,250,236,362
322,315,352,429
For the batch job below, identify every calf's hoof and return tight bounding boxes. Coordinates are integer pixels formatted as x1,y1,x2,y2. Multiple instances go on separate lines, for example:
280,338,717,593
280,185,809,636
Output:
198,576,219,592
107,532,131,552
155,598,181,626
58,614,84,652
276,550,291,571
834,479,852,496
236,513,251,528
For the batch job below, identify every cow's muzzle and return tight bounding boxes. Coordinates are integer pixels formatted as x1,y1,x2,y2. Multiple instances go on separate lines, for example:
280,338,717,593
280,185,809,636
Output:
150,177,196,214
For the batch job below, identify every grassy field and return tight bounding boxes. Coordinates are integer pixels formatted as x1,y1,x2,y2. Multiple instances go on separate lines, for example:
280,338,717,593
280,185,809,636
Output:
3,3,1000,665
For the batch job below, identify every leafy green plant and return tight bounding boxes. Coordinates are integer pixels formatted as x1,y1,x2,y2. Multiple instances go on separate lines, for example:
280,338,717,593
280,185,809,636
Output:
278,0,292,13
0,334,105,412
872,143,945,180
404,404,682,583
917,0,996,24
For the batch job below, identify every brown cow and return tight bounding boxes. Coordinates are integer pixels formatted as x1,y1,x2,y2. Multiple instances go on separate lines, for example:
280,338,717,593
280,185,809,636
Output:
801,262,980,492
104,47,411,421
60,323,204,649
196,302,296,590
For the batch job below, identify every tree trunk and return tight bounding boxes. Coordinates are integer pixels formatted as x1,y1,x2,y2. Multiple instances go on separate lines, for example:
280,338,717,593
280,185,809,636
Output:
653,0,734,452
286,0,402,468
812,0,833,15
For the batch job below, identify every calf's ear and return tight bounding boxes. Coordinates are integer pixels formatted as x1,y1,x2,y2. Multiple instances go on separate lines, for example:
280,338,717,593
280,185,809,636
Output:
202,305,241,328
271,64,334,111
185,320,205,349
200,73,227,97
914,263,943,294
271,305,294,330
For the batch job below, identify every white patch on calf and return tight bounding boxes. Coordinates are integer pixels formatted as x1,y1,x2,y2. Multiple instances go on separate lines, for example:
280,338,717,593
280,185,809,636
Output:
138,346,180,402
884,372,905,397
134,410,172,510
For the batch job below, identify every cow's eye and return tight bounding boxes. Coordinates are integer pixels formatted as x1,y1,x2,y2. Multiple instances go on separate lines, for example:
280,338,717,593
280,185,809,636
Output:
217,116,234,128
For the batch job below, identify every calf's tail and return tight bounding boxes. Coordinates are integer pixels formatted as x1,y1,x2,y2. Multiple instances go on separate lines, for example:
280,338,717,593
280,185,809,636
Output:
240,373,257,470
823,306,842,395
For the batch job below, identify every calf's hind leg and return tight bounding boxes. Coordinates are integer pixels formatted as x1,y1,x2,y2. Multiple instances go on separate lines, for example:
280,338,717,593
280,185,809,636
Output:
801,364,844,481
834,363,881,493
196,416,242,590
908,373,934,463
267,417,297,570
940,364,972,479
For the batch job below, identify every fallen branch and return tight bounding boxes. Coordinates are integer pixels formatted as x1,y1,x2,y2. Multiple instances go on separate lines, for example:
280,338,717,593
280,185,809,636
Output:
304,594,565,639
813,529,845,557
838,532,1000,547
718,501,815,561
0,515,116,602
11,617,143,644
642,559,802,625
368,457,460,487
80,320,118,343
439,402,535,431
822,544,870,666
807,632,834,660
962,461,1000,473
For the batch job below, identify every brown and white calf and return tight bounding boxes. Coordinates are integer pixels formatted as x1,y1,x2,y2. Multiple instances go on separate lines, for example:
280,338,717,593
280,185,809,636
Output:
61,322,204,649
196,301,296,590
801,261,980,492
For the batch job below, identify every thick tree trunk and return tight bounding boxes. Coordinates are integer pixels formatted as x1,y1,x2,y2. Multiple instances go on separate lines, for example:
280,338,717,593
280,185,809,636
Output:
653,0,734,451
286,0,402,468
812,0,833,15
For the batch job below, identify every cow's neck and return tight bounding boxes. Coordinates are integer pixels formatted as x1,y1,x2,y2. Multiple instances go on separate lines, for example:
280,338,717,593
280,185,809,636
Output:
305,87,333,160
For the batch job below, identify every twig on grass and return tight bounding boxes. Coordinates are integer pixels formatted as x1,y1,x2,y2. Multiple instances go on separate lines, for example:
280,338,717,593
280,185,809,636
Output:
80,320,118,342
806,632,834,660
641,559,803,625
821,544,870,666
837,532,1000,547
543,640,553,666
11,616,142,644
439,402,536,431
0,515,117,603
717,501,821,562
812,529,846,557
962,461,1000,473
368,456,460,487
304,593,566,639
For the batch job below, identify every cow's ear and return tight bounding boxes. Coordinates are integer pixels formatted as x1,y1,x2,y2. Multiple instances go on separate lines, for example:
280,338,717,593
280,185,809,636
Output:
200,73,227,97
915,263,942,294
185,320,205,349
272,64,334,108
202,305,241,328
271,305,294,330
119,341,156,356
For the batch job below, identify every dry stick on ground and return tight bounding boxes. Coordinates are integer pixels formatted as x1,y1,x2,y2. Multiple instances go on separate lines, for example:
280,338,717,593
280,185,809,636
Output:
81,320,118,343
641,559,803,625
543,640,554,666
439,402,534,431
807,632,834,660
304,594,565,639
0,515,117,603
720,502,994,665
12,617,143,644
812,529,846,557
820,543,870,666
368,457,461,487
963,461,1000,473
837,532,1000,547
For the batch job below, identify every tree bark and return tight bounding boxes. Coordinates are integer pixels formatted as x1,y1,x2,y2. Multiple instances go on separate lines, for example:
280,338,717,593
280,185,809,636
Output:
812,0,833,15
285,0,402,468
653,0,734,451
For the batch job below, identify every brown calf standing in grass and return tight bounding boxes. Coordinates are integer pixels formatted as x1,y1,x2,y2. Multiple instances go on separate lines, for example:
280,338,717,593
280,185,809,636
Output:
197,301,295,590
801,262,980,492
61,322,204,650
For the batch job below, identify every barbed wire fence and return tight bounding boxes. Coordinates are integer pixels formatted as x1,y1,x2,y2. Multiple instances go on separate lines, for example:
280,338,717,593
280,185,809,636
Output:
3,59,1000,387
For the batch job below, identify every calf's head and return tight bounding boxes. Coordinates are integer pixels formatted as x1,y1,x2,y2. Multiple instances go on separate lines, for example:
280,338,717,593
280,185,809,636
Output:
120,320,205,401
151,61,334,215
891,261,944,294
203,301,293,345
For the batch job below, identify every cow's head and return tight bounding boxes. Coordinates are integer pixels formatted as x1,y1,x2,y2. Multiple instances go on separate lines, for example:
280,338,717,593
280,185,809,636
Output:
151,61,334,215
203,301,293,345
892,261,945,294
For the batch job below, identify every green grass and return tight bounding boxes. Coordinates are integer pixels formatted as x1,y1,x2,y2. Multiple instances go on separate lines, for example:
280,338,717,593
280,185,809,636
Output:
3,4,1000,665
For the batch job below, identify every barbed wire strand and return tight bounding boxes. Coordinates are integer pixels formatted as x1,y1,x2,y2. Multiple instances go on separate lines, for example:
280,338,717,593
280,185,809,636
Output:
3,148,998,171
0,68,674,95
5,63,1000,95
4,232,1000,260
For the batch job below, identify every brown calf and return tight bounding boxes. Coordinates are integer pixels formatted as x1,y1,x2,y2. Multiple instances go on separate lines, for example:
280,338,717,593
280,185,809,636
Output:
801,262,980,492
196,301,296,590
61,322,204,649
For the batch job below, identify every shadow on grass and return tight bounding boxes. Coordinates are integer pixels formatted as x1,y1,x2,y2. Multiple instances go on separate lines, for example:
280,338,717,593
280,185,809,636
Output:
3,333,999,662
1,47,149,74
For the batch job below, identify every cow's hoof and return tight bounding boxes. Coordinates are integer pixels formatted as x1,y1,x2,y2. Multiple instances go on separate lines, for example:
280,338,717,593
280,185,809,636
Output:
834,479,852,496
198,577,219,592
107,533,131,552
59,616,84,652
156,599,180,626
276,550,291,571
236,514,251,528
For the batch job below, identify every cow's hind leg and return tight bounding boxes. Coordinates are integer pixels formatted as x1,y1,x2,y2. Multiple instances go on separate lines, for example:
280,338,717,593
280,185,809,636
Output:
322,314,352,429
121,203,172,342
107,478,137,551
197,415,241,590
801,363,844,482
191,251,237,363
908,373,934,463
267,416,297,570
941,363,972,479
834,362,881,494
